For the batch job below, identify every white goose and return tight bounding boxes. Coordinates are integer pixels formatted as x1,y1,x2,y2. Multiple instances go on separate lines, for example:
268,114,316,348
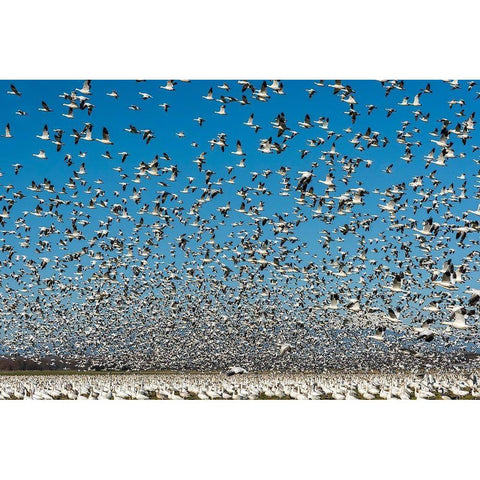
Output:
253,81,270,101
36,124,50,140
96,127,114,145
298,114,313,129
368,326,386,341
385,306,401,323
32,150,47,159
76,80,92,95
433,271,457,291
411,93,422,106
1,123,12,138
7,84,21,96
467,204,480,216
202,87,214,100
231,140,245,156
62,108,74,119
327,80,347,94
324,293,340,310
214,104,227,115
38,101,53,112
441,306,473,330
385,274,408,293
160,80,176,91
413,321,436,342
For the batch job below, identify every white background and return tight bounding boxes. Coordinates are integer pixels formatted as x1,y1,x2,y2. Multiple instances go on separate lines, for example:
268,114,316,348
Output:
1,1,479,478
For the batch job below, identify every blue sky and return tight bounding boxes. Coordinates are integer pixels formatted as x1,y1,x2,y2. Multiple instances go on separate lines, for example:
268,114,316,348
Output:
0,79,479,356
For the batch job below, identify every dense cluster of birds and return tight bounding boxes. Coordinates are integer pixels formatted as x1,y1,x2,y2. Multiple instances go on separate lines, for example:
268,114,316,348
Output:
0,371,479,400
0,79,479,372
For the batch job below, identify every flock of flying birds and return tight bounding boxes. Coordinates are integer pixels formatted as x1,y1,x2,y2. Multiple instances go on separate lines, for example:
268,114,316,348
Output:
0,79,479,373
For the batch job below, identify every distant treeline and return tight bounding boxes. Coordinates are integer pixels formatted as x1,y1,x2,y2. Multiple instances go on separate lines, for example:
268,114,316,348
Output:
0,356,83,371
0,351,479,373
0,355,139,372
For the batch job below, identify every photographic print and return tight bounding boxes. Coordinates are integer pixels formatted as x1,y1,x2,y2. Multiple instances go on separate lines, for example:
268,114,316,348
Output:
0,79,479,400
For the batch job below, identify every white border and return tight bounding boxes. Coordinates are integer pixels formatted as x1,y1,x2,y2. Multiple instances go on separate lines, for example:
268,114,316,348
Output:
2,0,479,78
1,1,479,478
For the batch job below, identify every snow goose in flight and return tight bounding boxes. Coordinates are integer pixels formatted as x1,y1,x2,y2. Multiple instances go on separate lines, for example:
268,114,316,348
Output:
467,204,480,217
423,83,433,94
267,80,282,91
323,142,339,157
236,157,246,168
160,80,177,91
82,123,94,141
423,301,440,313
268,80,285,94
327,80,347,94
411,93,422,106
346,298,361,312
202,88,214,100
296,170,315,191
430,133,450,148
32,150,47,159
62,108,74,119
0,207,10,223
254,81,270,101
158,103,170,112
385,307,401,323
298,114,313,129
368,326,386,341
318,173,334,186
76,80,91,95
385,274,407,293
413,217,438,236
238,95,251,106
214,104,227,115
38,101,53,112
36,124,50,141
243,113,254,127
413,320,436,342
441,306,474,330
257,137,273,153
231,141,245,156
1,124,12,138
433,271,457,291
378,198,397,213
96,127,113,145
7,84,21,96
238,80,254,91
106,90,118,99
341,93,357,105
324,293,340,310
